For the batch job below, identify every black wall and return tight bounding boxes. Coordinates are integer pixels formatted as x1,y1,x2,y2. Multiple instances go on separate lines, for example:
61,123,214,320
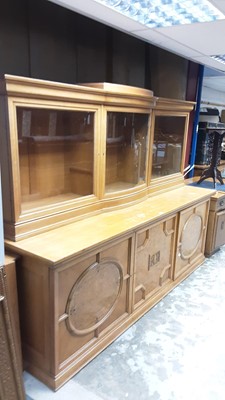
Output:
0,0,197,99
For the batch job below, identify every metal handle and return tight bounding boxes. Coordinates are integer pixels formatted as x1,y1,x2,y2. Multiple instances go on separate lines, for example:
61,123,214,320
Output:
220,200,225,207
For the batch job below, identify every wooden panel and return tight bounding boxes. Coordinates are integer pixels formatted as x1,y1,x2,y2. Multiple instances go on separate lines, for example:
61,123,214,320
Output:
28,0,76,83
214,210,225,249
148,46,188,99
0,0,29,76
69,141,94,196
205,210,217,256
208,192,225,212
134,216,176,307
4,254,23,372
0,97,14,223
75,14,108,83
205,196,225,256
17,256,51,372
105,144,122,185
112,31,146,87
27,139,67,199
174,200,209,279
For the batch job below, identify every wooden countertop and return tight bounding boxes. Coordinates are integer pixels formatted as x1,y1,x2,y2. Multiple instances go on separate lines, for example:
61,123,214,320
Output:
5,185,215,265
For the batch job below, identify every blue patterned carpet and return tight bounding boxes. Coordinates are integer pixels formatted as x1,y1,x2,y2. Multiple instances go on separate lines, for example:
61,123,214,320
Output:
188,179,225,191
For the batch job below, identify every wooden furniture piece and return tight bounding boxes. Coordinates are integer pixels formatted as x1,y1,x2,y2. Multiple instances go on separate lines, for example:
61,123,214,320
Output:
0,75,193,242
4,254,23,371
0,75,214,390
0,261,25,400
5,185,212,390
205,191,225,256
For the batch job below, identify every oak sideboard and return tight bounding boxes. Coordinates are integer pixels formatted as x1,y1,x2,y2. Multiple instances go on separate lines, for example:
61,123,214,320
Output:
0,75,214,389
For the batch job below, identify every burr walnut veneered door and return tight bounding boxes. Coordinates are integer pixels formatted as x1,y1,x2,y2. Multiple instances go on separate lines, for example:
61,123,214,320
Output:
56,235,133,371
174,200,209,279
134,216,177,308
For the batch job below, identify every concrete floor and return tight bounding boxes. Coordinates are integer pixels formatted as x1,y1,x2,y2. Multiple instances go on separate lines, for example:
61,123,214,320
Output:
24,245,225,400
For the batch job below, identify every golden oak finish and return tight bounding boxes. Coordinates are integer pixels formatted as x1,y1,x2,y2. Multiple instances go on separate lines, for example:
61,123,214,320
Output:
174,200,209,279
5,186,212,261
4,254,23,371
5,185,213,390
184,178,225,256
134,215,177,307
0,263,25,400
0,77,213,391
205,192,225,256
0,75,195,241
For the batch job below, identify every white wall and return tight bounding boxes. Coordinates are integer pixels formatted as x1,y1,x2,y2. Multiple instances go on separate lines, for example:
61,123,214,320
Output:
201,85,225,116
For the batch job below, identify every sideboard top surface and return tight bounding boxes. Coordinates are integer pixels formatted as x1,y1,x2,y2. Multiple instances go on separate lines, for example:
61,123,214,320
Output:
5,185,214,264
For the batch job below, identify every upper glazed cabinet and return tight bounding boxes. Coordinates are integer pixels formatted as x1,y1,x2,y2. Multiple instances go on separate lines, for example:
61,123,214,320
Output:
0,76,194,241
149,97,192,193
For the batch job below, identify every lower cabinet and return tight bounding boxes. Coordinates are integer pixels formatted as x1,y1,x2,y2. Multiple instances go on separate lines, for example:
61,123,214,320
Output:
205,192,225,256
7,189,212,390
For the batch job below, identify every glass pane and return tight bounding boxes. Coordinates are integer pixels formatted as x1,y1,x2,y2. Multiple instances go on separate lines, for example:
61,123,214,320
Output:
152,115,185,178
17,108,94,211
105,112,149,193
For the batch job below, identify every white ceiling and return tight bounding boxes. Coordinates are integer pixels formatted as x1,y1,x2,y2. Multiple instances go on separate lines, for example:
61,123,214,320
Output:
48,0,225,87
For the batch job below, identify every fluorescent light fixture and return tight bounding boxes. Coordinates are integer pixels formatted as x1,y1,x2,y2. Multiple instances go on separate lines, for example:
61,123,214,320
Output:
95,0,225,28
211,55,225,65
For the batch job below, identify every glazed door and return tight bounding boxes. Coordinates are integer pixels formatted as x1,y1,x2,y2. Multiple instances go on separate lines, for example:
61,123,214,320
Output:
17,107,96,212
105,111,149,194
151,114,186,179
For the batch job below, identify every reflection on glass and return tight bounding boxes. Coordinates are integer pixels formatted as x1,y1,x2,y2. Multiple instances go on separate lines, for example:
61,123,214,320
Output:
152,116,185,178
105,112,149,193
17,108,94,210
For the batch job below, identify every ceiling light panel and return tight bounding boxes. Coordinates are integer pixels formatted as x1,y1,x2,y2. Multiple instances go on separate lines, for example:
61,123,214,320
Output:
211,54,225,64
94,0,225,28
